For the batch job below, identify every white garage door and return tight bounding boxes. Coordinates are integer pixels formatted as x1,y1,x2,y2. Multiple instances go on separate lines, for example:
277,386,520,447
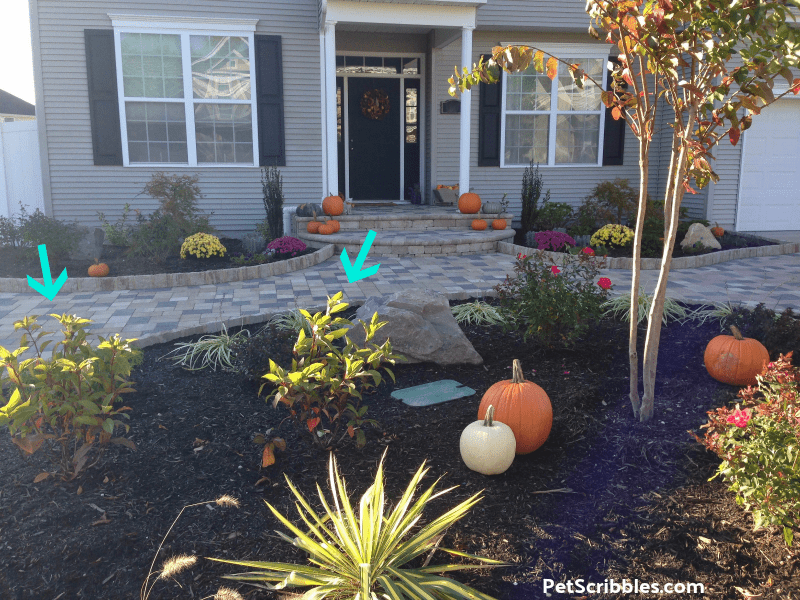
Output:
737,99,800,231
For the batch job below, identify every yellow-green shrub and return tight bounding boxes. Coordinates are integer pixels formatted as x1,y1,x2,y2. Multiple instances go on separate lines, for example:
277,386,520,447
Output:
180,232,226,259
590,224,634,249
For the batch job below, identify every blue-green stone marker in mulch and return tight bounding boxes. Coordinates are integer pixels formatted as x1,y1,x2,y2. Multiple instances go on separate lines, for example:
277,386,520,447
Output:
391,380,476,407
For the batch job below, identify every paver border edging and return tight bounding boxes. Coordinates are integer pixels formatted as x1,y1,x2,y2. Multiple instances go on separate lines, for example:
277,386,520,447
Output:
131,288,501,349
497,241,800,270
0,245,335,293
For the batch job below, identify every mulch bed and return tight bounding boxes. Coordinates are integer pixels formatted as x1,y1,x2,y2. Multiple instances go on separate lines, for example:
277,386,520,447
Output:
512,231,778,258
1,302,798,599
0,240,315,279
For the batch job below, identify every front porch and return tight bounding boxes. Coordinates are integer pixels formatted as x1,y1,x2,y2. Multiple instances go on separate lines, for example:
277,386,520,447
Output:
295,205,515,256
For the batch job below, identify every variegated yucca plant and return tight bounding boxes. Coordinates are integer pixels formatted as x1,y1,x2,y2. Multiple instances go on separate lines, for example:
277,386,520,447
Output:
210,451,505,599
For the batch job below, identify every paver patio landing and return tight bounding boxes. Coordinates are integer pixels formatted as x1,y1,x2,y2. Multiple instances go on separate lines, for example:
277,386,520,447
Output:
1,252,798,351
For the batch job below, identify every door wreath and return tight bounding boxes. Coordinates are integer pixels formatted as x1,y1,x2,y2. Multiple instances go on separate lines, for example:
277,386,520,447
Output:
360,88,390,120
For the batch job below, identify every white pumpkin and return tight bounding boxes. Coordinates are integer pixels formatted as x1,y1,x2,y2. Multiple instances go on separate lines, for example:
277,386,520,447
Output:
459,405,516,475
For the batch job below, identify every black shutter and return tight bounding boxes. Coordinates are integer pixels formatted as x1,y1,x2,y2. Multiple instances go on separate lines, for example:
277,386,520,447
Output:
255,35,285,166
478,54,502,167
602,57,626,166
84,29,123,166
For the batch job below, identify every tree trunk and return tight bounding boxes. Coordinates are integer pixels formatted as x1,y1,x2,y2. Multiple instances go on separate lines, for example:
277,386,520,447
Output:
639,106,698,421
628,140,650,418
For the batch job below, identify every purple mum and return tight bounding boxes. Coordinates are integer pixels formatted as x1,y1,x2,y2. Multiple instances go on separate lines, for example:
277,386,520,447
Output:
267,236,307,257
535,231,576,252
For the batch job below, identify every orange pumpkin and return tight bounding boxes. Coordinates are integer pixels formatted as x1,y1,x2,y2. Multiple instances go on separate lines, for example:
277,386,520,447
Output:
322,195,344,216
472,219,487,231
704,325,769,387
307,221,323,234
87,260,109,277
477,359,552,454
317,222,335,235
458,192,482,214
711,224,725,237
491,219,507,230
327,219,341,233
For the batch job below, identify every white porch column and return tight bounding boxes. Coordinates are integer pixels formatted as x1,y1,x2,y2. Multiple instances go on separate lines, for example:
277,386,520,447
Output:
458,26,473,198
323,21,339,197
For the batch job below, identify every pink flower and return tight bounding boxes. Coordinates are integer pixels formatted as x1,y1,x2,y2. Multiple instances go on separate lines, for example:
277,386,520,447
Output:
550,265,561,275
582,247,595,256
597,277,612,290
726,408,752,428
517,252,527,260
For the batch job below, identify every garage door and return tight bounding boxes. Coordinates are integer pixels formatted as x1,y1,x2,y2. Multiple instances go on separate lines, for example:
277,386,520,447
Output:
737,99,800,231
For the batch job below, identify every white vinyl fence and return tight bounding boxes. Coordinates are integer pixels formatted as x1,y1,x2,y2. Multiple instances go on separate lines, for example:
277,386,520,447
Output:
0,121,44,218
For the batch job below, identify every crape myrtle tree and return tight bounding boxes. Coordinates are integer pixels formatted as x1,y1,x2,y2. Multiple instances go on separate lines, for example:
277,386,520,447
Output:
450,0,800,421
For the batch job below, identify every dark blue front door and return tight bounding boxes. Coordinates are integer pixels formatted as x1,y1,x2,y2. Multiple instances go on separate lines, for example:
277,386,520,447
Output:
347,77,401,200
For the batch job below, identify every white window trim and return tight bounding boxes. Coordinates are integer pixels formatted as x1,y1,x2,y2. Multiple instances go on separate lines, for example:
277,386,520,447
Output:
499,42,609,168
112,18,259,168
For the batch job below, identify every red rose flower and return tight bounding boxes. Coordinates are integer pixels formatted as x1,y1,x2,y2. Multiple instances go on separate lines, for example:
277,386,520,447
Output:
597,277,612,290
550,265,561,275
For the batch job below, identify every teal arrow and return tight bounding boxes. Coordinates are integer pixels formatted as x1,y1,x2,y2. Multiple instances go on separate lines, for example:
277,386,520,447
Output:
340,230,381,283
27,244,68,301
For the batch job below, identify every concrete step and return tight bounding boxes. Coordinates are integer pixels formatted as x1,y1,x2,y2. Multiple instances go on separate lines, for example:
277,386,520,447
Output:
297,228,515,257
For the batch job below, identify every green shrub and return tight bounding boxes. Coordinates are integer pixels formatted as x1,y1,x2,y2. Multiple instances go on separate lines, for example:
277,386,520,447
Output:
128,210,183,262
0,214,21,248
695,353,800,546
97,203,133,246
12,206,87,260
261,165,284,242
210,451,505,599
261,292,402,449
451,300,509,327
536,201,573,231
161,324,249,372
0,314,141,480
129,173,213,260
495,250,610,346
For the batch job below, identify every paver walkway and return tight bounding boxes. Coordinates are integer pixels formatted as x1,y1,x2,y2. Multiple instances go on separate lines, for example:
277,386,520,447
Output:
1,252,798,350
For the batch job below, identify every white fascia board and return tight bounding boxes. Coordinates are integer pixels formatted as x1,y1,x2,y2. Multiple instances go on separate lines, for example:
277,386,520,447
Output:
108,14,259,32
327,1,477,29
500,41,611,57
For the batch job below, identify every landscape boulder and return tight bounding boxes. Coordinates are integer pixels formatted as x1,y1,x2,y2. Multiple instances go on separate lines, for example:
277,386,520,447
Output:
348,288,483,365
69,227,105,261
680,223,721,251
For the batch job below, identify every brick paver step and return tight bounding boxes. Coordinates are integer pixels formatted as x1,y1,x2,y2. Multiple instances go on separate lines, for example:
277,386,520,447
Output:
297,228,515,256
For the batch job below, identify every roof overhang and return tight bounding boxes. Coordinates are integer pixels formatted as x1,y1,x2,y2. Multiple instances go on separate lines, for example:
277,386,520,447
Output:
320,0,481,31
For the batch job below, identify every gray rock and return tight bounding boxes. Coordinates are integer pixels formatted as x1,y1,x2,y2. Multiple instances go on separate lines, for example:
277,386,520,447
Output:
70,227,105,260
680,223,721,250
348,288,483,365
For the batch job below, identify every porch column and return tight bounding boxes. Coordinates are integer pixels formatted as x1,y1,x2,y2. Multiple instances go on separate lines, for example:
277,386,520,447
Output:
458,26,473,198
323,21,339,197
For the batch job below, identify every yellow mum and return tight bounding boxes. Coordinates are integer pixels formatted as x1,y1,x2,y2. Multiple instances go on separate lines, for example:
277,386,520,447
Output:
180,233,227,259
590,224,634,249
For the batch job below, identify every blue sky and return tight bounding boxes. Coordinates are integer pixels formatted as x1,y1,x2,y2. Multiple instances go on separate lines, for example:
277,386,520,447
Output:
1,0,35,104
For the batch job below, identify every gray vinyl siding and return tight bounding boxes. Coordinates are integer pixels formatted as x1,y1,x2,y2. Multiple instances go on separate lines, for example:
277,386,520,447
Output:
477,0,592,31
433,31,643,226
36,0,322,235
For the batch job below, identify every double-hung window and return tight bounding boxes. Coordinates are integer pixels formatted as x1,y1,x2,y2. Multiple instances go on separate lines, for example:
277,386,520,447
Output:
111,15,259,166
501,44,608,167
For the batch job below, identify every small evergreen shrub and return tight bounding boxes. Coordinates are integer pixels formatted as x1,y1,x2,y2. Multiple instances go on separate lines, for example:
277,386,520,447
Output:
520,160,552,233
4,206,88,259
97,203,134,246
261,165,284,242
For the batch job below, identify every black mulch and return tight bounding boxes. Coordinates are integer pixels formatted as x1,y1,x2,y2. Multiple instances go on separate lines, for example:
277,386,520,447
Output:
1,304,798,599
0,240,315,279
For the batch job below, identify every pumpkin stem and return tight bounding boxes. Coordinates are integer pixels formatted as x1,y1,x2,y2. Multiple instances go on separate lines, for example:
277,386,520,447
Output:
730,325,744,341
483,405,495,427
511,359,525,384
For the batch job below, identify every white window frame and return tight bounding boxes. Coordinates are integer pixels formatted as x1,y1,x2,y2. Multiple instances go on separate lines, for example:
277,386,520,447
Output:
109,14,260,168
500,42,609,168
